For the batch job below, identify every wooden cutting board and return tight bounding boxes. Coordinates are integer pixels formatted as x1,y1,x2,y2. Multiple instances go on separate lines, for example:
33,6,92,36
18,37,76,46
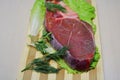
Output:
17,0,104,80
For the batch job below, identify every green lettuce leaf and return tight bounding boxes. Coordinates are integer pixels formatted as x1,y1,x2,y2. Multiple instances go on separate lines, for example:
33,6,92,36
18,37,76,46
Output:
90,47,100,69
63,0,96,33
57,59,80,74
30,0,46,36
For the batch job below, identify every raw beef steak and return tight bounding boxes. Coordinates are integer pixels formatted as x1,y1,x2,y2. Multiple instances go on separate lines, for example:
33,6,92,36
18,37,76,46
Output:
45,1,95,71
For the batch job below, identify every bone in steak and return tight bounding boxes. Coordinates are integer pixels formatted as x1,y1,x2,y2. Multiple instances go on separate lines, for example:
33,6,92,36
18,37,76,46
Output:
45,1,95,71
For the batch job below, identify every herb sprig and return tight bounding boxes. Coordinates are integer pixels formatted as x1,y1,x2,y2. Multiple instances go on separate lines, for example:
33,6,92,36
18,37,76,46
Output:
35,30,52,55
21,58,60,73
22,47,68,73
22,29,68,73
44,46,68,62
45,2,66,12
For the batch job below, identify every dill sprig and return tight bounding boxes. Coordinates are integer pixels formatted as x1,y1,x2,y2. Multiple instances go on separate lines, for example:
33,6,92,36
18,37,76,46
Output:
45,2,66,12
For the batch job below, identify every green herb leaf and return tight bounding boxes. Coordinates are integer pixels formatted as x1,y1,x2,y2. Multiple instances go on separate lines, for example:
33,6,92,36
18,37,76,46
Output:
33,65,60,73
44,46,68,61
21,63,33,72
34,29,52,54
22,58,59,74
45,2,66,12
32,58,49,66
35,40,48,54
42,29,52,41
90,62,97,69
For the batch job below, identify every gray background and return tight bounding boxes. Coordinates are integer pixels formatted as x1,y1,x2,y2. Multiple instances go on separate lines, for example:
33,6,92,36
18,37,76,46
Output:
0,0,120,80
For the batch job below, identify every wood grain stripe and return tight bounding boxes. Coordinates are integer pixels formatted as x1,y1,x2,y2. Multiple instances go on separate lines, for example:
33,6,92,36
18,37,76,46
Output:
23,47,36,80
39,73,48,80
48,74,56,80
92,0,104,80
81,73,89,80
73,74,81,80
64,71,73,80
89,69,97,80
56,69,65,80
48,61,57,80
31,71,40,80
31,51,42,80
97,58,104,80
88,0,99,80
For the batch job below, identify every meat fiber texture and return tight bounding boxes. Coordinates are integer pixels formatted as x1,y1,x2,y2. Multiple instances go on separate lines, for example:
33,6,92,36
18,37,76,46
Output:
45,1,95,71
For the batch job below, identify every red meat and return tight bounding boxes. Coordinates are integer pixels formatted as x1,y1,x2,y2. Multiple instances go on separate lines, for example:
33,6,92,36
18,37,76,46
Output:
45,1,95,71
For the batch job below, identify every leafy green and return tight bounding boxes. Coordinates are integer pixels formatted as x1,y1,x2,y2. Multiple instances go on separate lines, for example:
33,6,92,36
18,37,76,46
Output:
22,58,59,73
63,0,96,33
45,2,66,12
42,29,52,41
35,29,52,54
33,65,60,73
30,0,46,36
35,40,48,54
44,46,68,61
57,59,80,74
90,47,100,69
21,63,33,72
22,46,68,73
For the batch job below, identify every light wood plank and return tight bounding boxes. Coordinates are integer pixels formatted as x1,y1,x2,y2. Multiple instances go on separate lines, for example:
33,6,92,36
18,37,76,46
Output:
23,47,36,80
31,71,40,80
73,74,81,80
92,0,104,80
89,69,97,80
64,71,73,80
31,51,42,80
48,61,57,80
39,73,48,80
56,68,65,80
81,72,89,80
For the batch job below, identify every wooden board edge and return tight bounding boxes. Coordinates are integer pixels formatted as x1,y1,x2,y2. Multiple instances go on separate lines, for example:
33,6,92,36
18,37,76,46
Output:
16,24,31,80
92,0,104,80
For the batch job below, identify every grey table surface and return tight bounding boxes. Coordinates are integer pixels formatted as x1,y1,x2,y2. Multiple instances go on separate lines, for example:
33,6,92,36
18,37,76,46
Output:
0,0,120,80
